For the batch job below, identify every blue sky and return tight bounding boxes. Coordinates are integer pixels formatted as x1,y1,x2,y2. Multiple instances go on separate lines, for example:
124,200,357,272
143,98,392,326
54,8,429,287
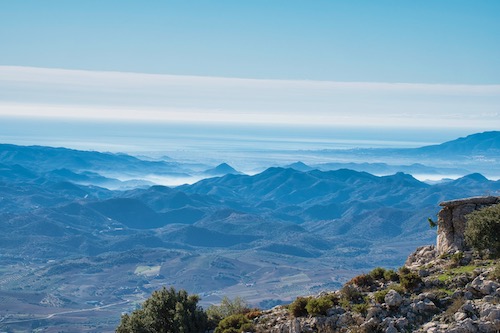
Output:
1,0,499,83
0,1,499,151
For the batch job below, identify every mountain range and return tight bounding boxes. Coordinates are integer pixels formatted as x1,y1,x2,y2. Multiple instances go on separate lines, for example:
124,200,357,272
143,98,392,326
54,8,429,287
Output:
0,131,499,332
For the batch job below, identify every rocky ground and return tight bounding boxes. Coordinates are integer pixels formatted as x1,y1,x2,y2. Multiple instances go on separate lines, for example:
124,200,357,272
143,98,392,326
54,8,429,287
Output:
252,245,500,333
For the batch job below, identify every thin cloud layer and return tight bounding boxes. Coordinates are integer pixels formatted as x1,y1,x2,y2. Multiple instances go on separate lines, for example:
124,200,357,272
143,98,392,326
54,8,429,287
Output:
0,66,499,129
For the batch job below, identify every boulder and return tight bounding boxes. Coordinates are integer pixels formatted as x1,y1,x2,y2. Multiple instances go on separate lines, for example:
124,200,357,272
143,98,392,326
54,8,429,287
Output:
385,290,403,308
469,277,500,296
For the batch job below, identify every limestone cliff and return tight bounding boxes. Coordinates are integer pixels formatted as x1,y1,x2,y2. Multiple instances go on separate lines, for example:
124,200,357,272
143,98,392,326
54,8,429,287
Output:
251,198,500,333
436,196,500,255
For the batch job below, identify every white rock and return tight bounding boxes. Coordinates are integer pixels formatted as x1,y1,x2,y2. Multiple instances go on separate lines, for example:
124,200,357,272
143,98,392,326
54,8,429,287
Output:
455,311,468,321
421,321,437,330
385,290,403,308
470,277,500,295
481,280,499,295
412,299,438,313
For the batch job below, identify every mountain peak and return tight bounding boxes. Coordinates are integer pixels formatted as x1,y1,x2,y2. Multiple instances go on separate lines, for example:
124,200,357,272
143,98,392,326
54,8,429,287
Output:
286,161,314,172
417,131,500,155
204,163,240,176
452,173,489,184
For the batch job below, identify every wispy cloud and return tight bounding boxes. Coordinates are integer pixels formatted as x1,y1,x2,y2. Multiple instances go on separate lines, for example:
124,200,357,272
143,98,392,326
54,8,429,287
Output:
1,66,499,129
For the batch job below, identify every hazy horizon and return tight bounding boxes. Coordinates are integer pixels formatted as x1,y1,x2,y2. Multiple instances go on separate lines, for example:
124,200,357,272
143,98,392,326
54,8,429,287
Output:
1,65,498,161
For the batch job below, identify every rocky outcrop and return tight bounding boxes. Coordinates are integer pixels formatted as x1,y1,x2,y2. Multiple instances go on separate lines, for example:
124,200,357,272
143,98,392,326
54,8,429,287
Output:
436,196,500,255
253,256,500,333
251,197,499,333
405,245,438,269
415,268,500,333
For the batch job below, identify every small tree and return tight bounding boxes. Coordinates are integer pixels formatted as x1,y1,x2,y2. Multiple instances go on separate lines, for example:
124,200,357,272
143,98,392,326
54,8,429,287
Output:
288,297,310,317
305,297,333,316
116,287,207,333
428,217,437,229
214,314,253,333
465,204,500,257
206,296,250,324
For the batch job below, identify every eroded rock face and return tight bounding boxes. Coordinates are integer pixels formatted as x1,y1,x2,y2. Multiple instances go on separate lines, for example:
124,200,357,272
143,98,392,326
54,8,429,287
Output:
252,198,500,333
436,196,500,255
405,245,437,269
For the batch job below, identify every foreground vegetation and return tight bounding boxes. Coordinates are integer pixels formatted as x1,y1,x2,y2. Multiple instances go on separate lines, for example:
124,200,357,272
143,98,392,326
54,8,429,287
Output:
116,203,500,332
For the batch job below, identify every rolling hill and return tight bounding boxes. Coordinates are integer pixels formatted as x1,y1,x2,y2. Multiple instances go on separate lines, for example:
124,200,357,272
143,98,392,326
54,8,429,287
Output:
1,131,499,332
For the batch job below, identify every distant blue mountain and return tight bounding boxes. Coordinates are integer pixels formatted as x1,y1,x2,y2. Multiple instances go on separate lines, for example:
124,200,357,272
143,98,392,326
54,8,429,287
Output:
203,163,241,176
1,142,500,328
1,131,499,325
414,131,500,155
286,161,315,172
0,143,191,176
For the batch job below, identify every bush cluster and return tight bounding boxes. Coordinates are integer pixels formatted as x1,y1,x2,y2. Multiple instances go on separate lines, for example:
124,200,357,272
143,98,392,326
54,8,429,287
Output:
206,296,250,325
206,296,261,332
347,267,400,292
383,269,399,282
398,267,422,291
116,287,207,333
288,294,338,317
348,274,374,290
340,284,364,304
116,264,426,331
288,296,310,317
369,267,386,280
214,314,254,333
373,289,389,304
338,284,369,311
306,297,334,316
465,204,500,258
116,289,260,333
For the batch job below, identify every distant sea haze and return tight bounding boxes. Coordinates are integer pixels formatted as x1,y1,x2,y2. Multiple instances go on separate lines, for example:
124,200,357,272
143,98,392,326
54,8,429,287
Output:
0,116,466,156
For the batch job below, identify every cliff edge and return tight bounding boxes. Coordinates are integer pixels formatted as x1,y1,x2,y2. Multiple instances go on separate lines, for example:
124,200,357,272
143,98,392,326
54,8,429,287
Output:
437,196,500,255
252,197,500,333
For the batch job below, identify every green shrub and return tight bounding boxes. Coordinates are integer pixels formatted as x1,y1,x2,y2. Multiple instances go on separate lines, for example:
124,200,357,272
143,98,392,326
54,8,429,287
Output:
327,293,340,305
214,314,253,333
398,266,410,275
388,283,405,294
465,204,500,257
383,269,399,282
340,284,364,304
116,287,207,333
428,217,437,229
288,297,310,317
450,251,464,267
373,289,389,304
305,297,333,316
369,267,386,280
206,296,250,325
348,274,374,290
352,302,369,315
399,271,422,291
